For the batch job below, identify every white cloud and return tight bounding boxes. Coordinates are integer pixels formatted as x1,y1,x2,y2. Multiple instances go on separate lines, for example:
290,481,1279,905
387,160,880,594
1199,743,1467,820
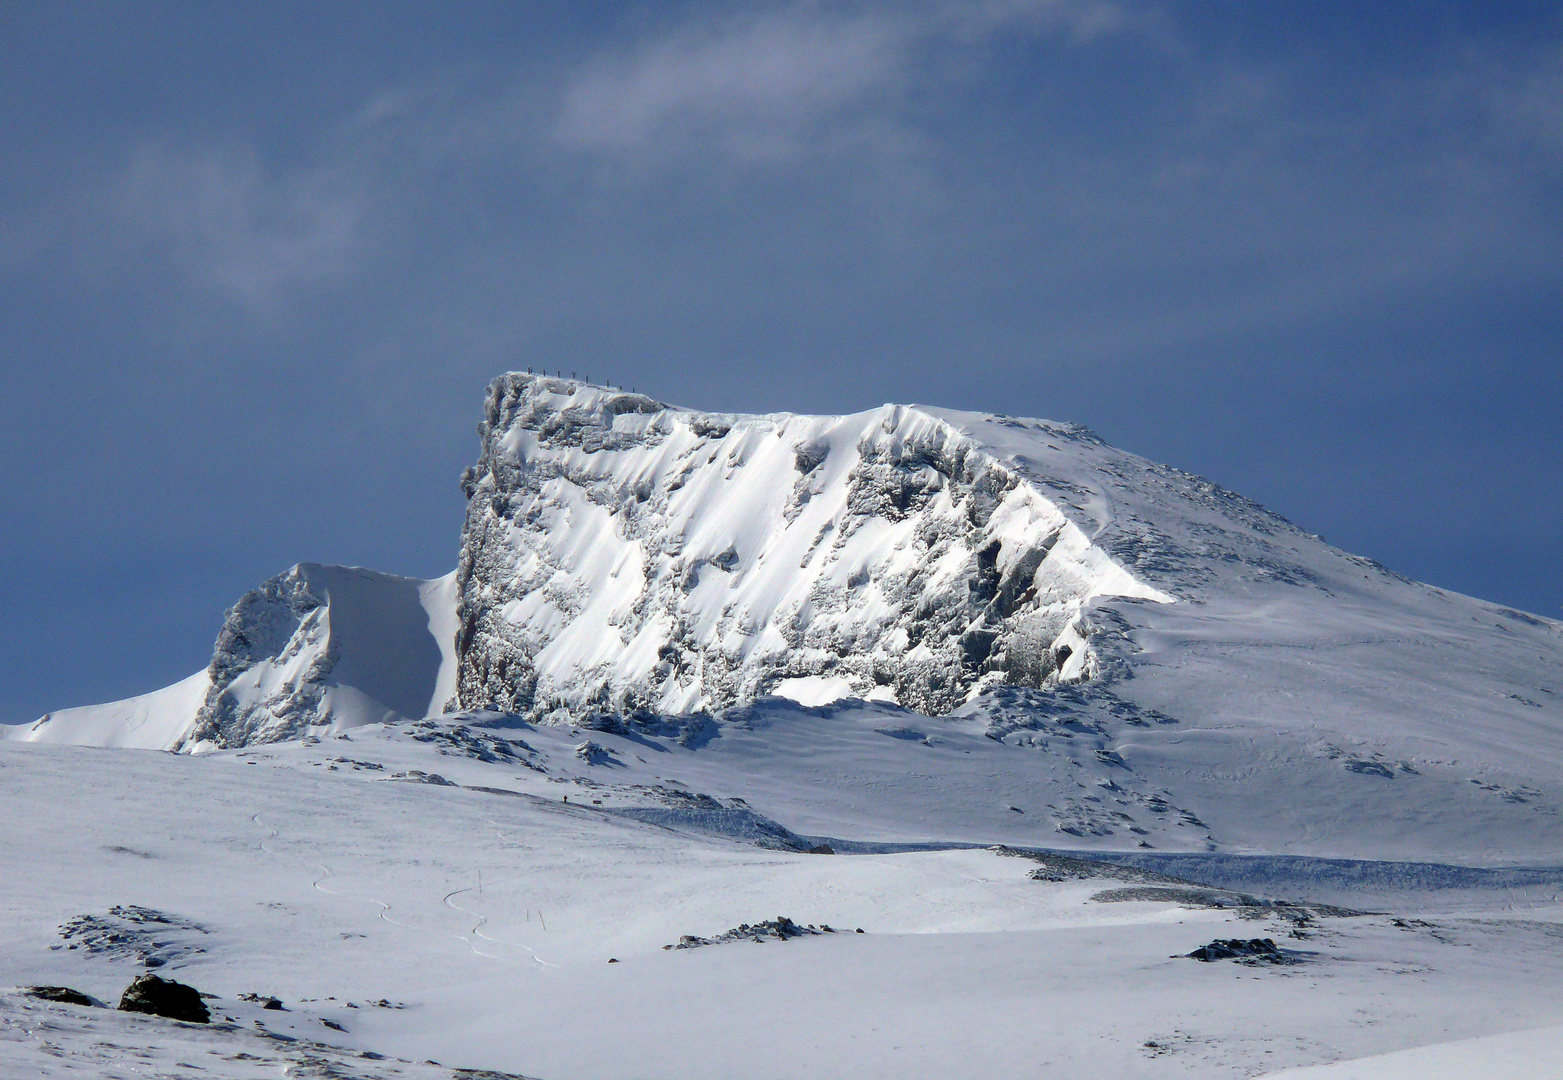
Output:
121,143,370,310
552,0,1132,161
555,10,903,158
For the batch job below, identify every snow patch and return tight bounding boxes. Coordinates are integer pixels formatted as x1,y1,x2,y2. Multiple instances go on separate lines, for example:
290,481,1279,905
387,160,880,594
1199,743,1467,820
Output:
771,675,859,707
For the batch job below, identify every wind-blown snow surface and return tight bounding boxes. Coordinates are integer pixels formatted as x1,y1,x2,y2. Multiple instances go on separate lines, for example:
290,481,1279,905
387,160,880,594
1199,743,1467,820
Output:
3,721,1563,1079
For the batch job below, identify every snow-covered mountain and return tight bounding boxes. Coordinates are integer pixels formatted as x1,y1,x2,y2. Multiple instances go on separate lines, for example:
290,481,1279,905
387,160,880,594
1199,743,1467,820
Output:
453,375,1169,720
8,374,1562,860
7,374,1563,1079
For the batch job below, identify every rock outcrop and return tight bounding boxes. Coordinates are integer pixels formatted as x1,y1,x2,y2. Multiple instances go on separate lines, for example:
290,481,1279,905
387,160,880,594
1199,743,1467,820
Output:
173,563,458,751
452,374,1169,721
17,370,1560,802
118,974,210,1023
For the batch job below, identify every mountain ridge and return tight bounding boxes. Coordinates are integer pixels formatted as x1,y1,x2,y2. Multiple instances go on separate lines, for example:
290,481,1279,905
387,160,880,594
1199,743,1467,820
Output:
6,375,1561,862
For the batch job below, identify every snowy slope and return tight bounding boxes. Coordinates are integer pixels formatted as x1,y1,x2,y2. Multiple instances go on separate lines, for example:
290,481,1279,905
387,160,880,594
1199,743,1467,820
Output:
6,360,1563,1080
437,375,1563,860
12,670,212,752
3,724,1562,1079
1261,1025,1563,1079
449,376,1561,755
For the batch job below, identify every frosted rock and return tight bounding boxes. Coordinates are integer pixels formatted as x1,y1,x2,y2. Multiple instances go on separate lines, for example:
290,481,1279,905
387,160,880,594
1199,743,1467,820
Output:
453,374,1170,722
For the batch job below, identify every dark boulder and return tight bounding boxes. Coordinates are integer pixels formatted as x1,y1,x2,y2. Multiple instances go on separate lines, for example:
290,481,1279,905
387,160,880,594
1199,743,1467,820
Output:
1186,938,1283,963
25,985,93,1006
118,974,210,1023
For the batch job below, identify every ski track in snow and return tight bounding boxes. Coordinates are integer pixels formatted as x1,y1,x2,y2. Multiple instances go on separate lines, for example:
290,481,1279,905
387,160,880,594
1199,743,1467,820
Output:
441,883,555,967
255,805,424,942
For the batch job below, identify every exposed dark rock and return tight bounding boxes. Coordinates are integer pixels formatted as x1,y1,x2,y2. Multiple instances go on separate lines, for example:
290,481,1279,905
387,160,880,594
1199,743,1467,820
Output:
24,985,93,1006
404,721,539,766
58,905,208,968
1185,938,1289,964
1093,886,1263,909
664,915,837,950
118,974,210,1023
239,992,285,1010
808,844,835,855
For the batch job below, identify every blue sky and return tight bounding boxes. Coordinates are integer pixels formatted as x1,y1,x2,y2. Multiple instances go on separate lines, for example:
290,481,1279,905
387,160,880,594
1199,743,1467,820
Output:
3,0,1560,720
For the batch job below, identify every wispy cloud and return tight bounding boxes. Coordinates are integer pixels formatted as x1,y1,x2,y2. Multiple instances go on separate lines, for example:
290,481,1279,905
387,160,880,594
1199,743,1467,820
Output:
934,0,1129,44
555,11,902,157
11,0,1559,342
551,0,1133,162
119,143,371,311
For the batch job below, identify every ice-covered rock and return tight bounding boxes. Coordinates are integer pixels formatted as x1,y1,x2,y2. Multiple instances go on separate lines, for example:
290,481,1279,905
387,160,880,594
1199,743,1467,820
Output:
180,563,460,751
452,374,1170,721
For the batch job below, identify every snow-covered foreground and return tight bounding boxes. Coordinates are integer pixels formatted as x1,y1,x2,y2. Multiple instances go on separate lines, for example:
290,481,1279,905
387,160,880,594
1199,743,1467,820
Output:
4,717,1562,1079
1263,1024,1563,1079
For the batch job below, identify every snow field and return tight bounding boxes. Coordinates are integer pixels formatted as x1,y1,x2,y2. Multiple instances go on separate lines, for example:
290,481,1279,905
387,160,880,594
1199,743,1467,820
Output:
1259,1025,1563,1079
4,724,1563,1078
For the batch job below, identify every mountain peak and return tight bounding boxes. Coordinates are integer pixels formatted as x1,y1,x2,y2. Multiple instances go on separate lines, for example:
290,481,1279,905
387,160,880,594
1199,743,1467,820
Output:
452,372,1170,721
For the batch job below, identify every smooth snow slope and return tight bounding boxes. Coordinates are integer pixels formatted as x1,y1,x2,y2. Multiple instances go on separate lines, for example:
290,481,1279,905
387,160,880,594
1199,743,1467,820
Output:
11,669,212,753
1262,1024,1563,1080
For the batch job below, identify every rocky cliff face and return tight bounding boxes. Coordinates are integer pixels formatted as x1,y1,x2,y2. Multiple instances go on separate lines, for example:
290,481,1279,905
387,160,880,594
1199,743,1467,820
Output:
452,375,1170,722
16,367,1562,857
